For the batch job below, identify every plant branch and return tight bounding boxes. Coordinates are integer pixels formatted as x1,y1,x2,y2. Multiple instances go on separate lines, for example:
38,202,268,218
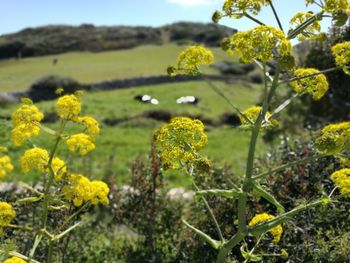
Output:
268,0,284,32
202,74,253,125
280,66,342,84
253,154,324,180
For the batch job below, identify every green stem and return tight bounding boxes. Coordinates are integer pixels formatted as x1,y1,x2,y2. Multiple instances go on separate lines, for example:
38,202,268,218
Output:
216,232,245,263
253,154,324,180
57,202,89,232
47,240,54,263
202,75,253,125
288,12,324,39
268,0,284,32
193,181,225,243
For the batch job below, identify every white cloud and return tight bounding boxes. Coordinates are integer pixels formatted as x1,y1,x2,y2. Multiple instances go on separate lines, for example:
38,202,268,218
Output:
167,0,219,7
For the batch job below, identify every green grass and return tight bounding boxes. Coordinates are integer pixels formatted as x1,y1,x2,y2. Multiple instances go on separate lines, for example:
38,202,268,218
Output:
0,44,228,92
0,80,266,188
0,43,268,188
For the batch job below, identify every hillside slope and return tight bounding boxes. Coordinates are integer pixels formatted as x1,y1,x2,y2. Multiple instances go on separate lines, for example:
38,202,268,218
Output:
0,22,236,59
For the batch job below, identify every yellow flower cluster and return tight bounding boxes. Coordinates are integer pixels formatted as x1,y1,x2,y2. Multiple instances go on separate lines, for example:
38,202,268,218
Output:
315,122,350,155
323,0,350,15
223,26,293,68
0,155,14,179
331,41,350,74
4,257,26,263
56,94,81,120
63,174,109,206
11,99,44,146
248,213,283,243
156,117,208,169
169,45,214,76
331,169,350,197
240,106,277,128
0,202,16,236
20,147,49,174
76,116,100,136
290,68,329,100
289,12,321,41
50,157,67,181
222,0,269,18
66,133,95,155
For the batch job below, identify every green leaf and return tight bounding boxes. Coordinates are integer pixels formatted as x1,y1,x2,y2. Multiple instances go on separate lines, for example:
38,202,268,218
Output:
16,196,43,204
253,184,285,214
182,220,222,250
196,189,241,199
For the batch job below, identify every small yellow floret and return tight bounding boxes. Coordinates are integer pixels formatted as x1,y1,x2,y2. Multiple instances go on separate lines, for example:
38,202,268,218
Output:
0,202,16,235
170,45,214,76
66,133,95,155
11,99,44,146
223,26,292,68
0,156,14,179
76,116,100,136
332,42,350,74
56,94,81,120
290,68,329,100
249,213,283,243
90,181,110,205
330,168,350,197
156,117,208,169
20,147,49,174
222,0,269,18
50,157,67,181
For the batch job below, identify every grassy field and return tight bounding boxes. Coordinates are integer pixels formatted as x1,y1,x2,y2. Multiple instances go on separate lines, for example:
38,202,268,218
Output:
0,44,268,188
0,44,228,92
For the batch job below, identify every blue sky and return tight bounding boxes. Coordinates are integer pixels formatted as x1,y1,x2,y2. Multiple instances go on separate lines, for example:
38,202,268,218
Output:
0,0,331,35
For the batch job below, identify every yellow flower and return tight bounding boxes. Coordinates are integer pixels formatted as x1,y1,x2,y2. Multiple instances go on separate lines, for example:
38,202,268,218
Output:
223,26,292,68
330,168,350,197
289,12,321,41
156,117,208,169
323,0,349,15
315,122,350,155
249,213,283,243
20,147,49,174
290,68,329,100
76,116,100,136
63,174,92,206
4,257,26,263
331,42,350,74
90,181,110,205
240,106,277,128
222,0,269,18
63,174,109,206
11,99,44,146
49,157,67,181
56,94,81,120
0,202,16,235
0,156,14,179
66,133,95,155
169,45,214,76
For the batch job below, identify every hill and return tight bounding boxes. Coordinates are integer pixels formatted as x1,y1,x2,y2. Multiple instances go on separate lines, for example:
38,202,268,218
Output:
0,22,236,59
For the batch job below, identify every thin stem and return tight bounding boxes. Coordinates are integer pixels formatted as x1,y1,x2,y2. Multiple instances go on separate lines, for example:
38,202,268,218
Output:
243,235,263,263
244,13,265,25
193,181,225,243
202,75,253,125
268,0,284,32
269,93,298,119
253,154,324,180
7,224,33,231
57,202,89,232
288,12,323,39
216,232,245,263
253,60,273,82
